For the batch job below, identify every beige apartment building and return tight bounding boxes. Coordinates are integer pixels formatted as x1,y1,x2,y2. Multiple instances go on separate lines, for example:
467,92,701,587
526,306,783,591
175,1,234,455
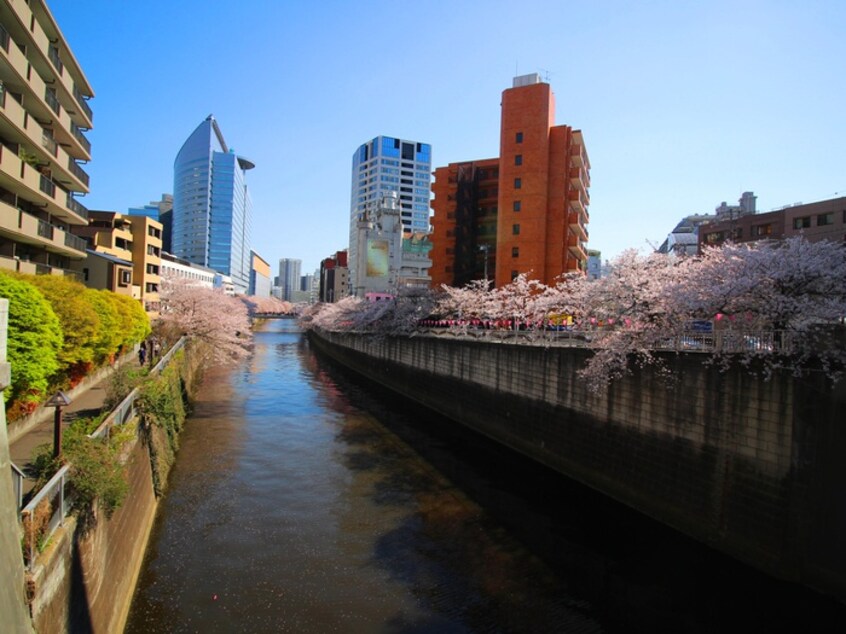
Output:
72,211,162,314
0,0,93,277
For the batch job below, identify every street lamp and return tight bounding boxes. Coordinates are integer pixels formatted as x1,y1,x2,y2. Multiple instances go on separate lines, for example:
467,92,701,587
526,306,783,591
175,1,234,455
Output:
46,391,72,459
478,244,491,282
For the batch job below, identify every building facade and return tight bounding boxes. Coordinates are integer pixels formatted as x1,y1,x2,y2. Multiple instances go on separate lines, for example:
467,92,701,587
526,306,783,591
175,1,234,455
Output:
160,251,216,288
249,250,271,297
172,115,254,293
699,196,846,251
0,0,93,278
352,191,404,297
71,211,162,313
430,74,590,288
128,193,173,253
276,257,301,301
319,250,348,303
349,135,432,288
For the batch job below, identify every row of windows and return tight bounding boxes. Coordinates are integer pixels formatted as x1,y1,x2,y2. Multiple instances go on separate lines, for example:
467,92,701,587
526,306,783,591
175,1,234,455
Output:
794,212,838,229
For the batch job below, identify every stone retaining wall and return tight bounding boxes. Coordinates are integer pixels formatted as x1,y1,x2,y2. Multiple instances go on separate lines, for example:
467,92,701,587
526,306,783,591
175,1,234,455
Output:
309,329,846,602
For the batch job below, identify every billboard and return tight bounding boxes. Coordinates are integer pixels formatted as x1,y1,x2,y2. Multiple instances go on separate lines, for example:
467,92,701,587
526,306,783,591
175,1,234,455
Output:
366,239,389,278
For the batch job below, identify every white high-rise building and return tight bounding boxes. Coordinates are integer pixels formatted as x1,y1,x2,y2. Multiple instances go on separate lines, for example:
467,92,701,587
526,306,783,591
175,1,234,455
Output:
348,136,432,288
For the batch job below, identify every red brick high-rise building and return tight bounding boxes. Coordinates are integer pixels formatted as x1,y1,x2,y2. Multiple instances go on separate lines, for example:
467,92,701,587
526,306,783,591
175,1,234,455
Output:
430,74,590,288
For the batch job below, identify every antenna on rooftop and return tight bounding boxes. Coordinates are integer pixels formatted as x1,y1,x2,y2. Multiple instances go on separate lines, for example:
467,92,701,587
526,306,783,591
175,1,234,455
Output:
539,68,552,82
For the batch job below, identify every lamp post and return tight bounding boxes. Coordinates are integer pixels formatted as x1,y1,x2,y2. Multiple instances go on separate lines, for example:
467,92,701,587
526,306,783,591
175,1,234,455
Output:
478,244,491,283
46,391,72,459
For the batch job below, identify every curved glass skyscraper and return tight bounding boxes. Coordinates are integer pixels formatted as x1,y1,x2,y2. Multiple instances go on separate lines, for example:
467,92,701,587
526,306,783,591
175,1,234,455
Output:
173,115,254,293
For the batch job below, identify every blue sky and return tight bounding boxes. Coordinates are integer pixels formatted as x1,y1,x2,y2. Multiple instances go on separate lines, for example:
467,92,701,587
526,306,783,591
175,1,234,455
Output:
50,0,845,274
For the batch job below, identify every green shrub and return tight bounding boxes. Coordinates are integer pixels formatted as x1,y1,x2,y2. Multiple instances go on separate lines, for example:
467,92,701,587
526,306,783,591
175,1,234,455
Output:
0,271,62,405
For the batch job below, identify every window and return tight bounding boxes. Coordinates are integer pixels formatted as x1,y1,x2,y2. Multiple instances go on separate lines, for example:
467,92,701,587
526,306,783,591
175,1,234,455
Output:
514,177,521,189
512,223,520,235
511,270,519,280
513,201,521,212
516,132,523,143
515,155,523,166
818,212,834,226
119,269,131,286
752,224,772,237
793,216,811,230
83,267,89,282
512,247,519,258
705,232,724,244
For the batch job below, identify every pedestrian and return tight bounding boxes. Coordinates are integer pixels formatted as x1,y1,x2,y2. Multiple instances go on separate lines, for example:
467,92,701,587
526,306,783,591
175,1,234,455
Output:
138,343,147,365
153,339,161,358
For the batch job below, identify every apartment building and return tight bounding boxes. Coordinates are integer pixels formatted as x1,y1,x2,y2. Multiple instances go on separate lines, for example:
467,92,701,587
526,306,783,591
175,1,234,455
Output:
430,74,590,288
698,196,846,251
0,0,93,278
319,250,348,303
72,211,162,313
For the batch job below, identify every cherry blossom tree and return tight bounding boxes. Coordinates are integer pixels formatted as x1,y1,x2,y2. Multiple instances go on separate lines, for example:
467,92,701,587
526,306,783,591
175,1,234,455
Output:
157,276,252,364
241,295,294,316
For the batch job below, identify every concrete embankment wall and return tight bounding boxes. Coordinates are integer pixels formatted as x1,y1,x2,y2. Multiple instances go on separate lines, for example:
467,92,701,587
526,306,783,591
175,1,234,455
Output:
309,329,846,602
27,434,159,633
25,344,197,633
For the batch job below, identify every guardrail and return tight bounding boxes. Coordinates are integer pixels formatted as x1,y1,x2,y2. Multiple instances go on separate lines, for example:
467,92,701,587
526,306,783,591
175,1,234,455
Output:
20,465,71,570
415,326,794,354
11,461,25,509
17,337,186,570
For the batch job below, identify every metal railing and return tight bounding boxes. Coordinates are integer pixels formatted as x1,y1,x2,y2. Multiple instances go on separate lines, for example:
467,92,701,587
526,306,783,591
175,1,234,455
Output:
48,45,63,76
44,87,60,115
36,218,53,240
0,23,9,53
39,174,55,198
72,86,93,123
67,158,89,187
20,465,71,570
66,193,89,220
17,337,186,570
11,461,25,509
415,324,795,354
70,121,91,154
64,231,86,253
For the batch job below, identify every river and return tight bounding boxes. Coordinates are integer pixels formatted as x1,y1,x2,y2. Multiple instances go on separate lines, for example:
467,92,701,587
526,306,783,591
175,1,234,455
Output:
125,319,846,633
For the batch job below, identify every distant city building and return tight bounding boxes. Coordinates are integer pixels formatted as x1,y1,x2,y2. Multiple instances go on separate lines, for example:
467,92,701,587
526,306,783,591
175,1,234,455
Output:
128,194,173,253
277,258,301,301
349,135,433,290
319,250,349,303
586,249,603,280
0,0,93,278
172,115,254,293
160,251,216,288
658,192,757,257
431,74,590,288
352,192,405,297
249,250,271,297
699,195,846,252
71,211,163,314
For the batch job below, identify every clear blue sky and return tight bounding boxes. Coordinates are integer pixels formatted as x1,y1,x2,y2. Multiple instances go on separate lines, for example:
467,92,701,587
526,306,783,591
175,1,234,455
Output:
50,0,845,274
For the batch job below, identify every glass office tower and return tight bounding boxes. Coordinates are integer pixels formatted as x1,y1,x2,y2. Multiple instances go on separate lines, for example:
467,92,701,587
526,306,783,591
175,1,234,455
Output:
348,136,432,287
173,115,254,293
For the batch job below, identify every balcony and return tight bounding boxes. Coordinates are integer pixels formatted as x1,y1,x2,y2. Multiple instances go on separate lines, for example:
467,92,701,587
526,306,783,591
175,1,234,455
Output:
37,218,54,240
568,210,588,241
66,193,88,221
567,232,587,261
70,121,91,154
48,45,64,77
0,23,9,53
41,131,58,157
67,158,89,188
73,86,93,123
44,87,60,116
568,167,588,195
39,174,56,198
569,190,588,221
64,231,87,253
570,145,585,168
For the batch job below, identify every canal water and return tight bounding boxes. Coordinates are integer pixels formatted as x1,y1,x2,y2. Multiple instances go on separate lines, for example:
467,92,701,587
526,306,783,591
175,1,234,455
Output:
126,319,846,633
